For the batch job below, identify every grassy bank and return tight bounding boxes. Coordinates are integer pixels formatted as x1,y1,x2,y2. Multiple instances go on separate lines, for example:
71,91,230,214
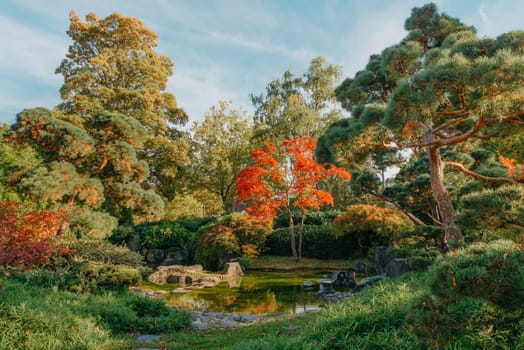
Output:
247,255,359,272
1,241,522,349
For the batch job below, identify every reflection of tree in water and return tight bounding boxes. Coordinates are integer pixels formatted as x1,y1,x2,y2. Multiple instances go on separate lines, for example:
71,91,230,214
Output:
155,272,325,314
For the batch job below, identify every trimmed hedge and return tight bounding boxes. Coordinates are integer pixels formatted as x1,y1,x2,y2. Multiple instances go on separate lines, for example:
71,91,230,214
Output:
266,224,357,259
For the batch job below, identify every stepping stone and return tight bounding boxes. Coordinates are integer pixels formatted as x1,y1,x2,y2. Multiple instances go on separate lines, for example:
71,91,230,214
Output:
136,334,161,343
191,320,208,330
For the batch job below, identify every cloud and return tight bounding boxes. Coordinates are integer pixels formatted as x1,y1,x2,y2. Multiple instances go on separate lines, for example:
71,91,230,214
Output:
0,15,67,80
166,63,250,127
479,4,489,23
210,31,316,61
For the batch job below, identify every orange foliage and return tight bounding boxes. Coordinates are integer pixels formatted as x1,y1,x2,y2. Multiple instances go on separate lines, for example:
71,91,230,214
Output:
236,136,350,222
0,202,69,269
498,153,524,180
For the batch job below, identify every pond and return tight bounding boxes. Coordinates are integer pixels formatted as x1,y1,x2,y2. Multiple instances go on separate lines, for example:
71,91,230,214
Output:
141,271,351,315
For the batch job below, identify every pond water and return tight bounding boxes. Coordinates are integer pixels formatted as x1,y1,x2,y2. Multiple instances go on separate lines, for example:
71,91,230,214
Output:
142,271,349,315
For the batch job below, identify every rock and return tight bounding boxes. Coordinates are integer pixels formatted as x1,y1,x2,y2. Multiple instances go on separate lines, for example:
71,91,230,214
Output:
350,261,368,273
162,251,185,266
136,334,161,343
302,280,317,289
386,258,409,278
191,320,208,330
353,275,385,293
172,287,191,294
184,275,193,284
265,312,286,318
374,246,392,275
319,277,334,295
146,249,165,265
127,232,141,252
331,270,357,288
223,262,244,276
219,319,238,327
237,314,260,323
228,277,242,288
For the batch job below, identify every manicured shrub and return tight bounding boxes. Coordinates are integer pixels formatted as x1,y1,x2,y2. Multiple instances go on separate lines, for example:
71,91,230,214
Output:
137,221,192,249
195,225,240,271
67,261,141,292
67,209,118,239
408,240,524,348
266,224,356,259
333,204,415,253
456,185,524,242
85,293,190,334
68,239,145,267
387,246,439,272
273,209,342,228
195,213,272,270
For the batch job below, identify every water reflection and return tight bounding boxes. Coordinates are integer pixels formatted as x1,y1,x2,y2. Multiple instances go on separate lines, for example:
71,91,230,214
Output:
152,271,330,315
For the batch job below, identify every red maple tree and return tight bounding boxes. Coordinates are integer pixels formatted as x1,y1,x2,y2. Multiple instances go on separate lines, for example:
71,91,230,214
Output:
236,136,350,261
0,202,69,269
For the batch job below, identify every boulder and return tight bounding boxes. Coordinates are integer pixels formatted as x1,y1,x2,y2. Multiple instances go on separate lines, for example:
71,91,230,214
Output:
302,280,317,289
146,249,165,265
331,270,357,288
386,258,409,278
223,262,244,276
353,275,385,293
319,277,334,296
374,246,392,275
127,232,141,252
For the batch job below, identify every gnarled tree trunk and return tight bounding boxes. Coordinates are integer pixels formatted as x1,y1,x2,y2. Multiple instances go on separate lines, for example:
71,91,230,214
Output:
426,140,464,247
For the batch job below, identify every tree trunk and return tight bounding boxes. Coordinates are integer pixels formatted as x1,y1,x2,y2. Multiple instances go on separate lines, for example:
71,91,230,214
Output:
426,140,464,247
297,210,305,261
288,210,298,260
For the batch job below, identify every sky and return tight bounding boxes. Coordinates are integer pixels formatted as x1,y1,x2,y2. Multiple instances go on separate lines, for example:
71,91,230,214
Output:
1,0,523,127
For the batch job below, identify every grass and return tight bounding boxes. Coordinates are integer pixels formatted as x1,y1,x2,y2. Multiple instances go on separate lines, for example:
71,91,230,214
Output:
247,255,360,271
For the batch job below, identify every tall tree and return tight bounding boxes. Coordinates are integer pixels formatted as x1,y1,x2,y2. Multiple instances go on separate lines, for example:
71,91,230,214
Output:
189,101,253,213
318,3,524,247
251,57,342,143
236,136,350,261
55,11,189,197
8,108,163,237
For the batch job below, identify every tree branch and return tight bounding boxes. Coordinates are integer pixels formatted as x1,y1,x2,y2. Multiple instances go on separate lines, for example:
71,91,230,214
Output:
444,161,523,186
369,193,426,226
426,211,444,227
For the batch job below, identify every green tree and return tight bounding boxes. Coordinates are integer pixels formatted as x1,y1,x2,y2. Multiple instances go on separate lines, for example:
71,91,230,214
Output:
188,101,253,213
251,57,342,143
318,3,524,247
9,108,162,236
55,11,189,198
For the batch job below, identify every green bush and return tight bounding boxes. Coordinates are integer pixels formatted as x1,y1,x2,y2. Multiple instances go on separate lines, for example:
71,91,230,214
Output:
68,240,145,267
387,246,440,272
194,213,272,270
273,209,342,228
0,279,116,349
333,204,415,255
137,221,192,249
408,240,524,348
74,261,141,291
67,210,118,240
195,225,240,271
84,293,191,334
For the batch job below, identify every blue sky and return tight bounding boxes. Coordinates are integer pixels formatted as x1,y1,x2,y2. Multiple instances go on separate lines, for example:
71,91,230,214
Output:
1,0,523,126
